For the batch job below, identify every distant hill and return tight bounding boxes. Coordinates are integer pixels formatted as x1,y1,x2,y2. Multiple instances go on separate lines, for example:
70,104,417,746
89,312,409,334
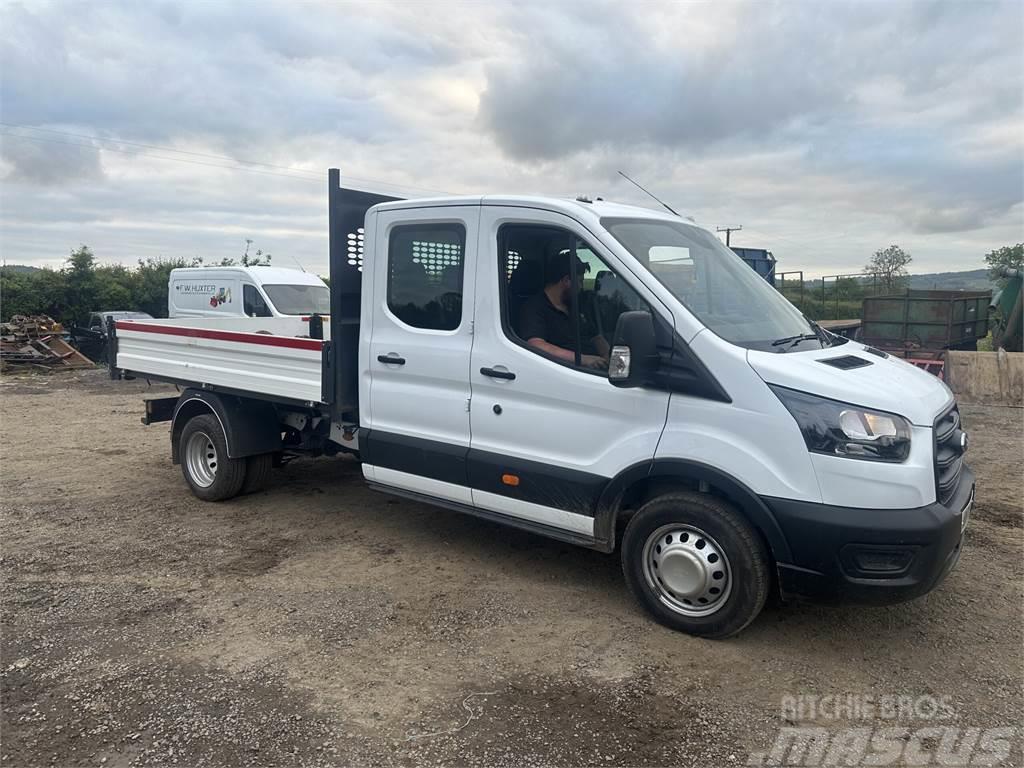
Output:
797,269,995,292
906,268,993,291
1,264,43,274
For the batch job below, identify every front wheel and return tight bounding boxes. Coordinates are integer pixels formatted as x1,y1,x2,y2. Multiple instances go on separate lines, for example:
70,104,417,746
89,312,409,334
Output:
179,414,246,501
621,491,770,639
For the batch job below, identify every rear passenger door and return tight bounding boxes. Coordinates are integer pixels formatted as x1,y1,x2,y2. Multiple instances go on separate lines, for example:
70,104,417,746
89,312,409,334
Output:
361,206,481,504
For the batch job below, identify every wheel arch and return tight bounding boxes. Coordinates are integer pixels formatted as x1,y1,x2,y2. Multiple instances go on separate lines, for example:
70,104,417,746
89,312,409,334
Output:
595,459,793,563
171,389,282,464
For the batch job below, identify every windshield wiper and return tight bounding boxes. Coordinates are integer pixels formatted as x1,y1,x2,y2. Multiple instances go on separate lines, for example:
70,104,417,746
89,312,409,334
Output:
807,319,833,346
771,333,820,349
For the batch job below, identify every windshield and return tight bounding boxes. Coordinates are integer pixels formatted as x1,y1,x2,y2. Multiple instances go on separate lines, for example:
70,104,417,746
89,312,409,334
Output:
602,217,824,351
262,284,331,315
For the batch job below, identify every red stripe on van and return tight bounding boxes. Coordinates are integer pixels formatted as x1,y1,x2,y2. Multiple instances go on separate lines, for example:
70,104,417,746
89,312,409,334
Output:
115,321,324,351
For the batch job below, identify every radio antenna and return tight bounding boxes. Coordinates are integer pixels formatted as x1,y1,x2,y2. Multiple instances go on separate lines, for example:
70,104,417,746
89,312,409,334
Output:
617,170,682,218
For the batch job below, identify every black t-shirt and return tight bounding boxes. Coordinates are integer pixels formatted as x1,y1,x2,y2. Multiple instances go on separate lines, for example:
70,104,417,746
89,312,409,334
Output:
518,292,599,355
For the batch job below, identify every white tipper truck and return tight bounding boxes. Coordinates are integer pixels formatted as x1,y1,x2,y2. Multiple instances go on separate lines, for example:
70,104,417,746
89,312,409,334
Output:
108,169,974,638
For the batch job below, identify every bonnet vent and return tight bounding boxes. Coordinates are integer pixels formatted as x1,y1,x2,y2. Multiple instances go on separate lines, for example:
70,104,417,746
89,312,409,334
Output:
818,355,873,370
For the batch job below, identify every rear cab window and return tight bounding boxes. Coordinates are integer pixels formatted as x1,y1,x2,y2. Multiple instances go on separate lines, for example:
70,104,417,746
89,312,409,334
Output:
387,223,466,331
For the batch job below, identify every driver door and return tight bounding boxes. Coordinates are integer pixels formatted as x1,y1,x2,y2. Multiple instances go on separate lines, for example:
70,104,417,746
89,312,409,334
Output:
467,207,672,538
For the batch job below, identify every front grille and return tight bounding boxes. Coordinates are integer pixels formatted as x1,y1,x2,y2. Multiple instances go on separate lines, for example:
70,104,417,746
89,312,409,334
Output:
934,403,965,506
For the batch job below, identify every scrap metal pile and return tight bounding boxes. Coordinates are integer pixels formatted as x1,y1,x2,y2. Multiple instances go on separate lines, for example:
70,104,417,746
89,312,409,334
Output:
0,315,94,370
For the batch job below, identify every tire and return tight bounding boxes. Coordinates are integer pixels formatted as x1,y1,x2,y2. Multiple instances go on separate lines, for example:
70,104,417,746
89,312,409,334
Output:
621,491,770,639
178,414,246,501
241,453,273,495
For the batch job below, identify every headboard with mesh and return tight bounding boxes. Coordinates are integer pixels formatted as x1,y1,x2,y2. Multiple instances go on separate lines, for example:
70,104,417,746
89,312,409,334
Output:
328,168,402,417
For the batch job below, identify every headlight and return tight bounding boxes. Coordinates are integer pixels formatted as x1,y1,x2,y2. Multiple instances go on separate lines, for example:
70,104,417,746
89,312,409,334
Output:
770,386,911,462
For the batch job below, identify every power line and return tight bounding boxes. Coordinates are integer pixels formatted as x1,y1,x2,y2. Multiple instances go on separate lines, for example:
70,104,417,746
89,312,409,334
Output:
716,225,742,246
0,123,454,195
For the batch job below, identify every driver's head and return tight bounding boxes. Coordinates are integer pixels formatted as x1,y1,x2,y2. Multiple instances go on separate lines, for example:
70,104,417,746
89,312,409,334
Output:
543,243,589,304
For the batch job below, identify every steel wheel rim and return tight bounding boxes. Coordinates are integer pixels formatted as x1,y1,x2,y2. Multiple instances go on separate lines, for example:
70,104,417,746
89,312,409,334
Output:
185,431,218,488
642,524,732,617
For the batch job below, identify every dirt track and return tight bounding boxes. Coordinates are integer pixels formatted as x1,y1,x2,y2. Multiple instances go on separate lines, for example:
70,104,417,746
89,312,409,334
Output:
1,369,1022,766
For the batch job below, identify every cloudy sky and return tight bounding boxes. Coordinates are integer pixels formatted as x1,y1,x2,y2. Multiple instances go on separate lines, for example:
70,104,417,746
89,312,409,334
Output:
1,0,1022,277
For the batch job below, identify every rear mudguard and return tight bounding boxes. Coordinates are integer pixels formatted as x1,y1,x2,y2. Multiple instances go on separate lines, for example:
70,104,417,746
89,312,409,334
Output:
170,389,282,463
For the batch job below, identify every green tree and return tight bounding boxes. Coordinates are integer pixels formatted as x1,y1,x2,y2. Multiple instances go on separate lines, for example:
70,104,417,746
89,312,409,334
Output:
131,256,203,317
0,267,68,321
984,243,1023,286
63,245,98,323
865,245,912,292
241,239,272,266
218,239,273,267
0,251,206,323
94,263,135,311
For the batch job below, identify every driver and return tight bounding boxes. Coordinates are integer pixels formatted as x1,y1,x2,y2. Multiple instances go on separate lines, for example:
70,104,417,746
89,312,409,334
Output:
519,245,610,369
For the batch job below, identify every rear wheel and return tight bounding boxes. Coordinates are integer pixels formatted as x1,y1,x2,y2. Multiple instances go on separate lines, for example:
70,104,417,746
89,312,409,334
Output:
179,414,246,501
241,453,274,495
621,491,770,639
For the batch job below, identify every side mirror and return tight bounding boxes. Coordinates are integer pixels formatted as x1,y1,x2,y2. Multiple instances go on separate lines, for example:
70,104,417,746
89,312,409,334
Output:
608,310,657,387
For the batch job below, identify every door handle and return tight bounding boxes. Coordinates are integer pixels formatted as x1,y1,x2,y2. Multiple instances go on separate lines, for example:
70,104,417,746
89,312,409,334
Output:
480,366,516,380
377,354,406,365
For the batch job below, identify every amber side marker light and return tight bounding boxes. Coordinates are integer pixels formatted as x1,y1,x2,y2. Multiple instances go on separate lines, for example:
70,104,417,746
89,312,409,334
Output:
501,474,520,487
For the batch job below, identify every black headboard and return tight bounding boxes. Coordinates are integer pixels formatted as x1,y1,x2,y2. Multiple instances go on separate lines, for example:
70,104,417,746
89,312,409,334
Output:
328,168,402,418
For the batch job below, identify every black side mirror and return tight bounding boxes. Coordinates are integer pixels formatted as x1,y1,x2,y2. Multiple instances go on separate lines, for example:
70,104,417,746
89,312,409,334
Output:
608,310,657,387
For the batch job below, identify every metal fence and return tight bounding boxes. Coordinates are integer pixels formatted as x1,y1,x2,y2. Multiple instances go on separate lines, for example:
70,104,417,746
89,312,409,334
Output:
815,272,886,319
777,270,805,308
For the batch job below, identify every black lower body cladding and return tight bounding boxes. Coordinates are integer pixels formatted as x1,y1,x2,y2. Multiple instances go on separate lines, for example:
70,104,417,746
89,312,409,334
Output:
764,465,975,604
358,428,606,517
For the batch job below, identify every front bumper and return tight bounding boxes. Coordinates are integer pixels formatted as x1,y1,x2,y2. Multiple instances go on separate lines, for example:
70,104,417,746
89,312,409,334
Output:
763,465,975,605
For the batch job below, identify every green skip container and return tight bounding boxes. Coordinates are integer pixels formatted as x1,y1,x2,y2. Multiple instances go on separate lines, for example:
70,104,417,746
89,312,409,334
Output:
860,289,992,352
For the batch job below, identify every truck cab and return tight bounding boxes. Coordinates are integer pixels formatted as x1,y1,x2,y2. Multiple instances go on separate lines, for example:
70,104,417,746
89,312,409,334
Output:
110,171,974,639
168,266,329,319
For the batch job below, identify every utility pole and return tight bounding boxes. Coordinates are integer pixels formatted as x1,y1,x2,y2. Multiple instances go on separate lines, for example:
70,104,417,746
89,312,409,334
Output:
716,225,742,246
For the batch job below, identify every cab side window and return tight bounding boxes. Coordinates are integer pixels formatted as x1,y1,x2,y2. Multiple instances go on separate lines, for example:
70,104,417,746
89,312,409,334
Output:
387,223,465,331
575,244,649,341
499,224,649,372
243,285,272,317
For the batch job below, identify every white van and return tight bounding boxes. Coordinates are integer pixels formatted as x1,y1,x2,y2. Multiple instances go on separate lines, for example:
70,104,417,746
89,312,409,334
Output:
168,267,330,318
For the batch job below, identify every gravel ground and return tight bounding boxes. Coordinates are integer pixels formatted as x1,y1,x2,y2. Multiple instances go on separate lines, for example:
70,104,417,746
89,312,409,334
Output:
1,369,1021,766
